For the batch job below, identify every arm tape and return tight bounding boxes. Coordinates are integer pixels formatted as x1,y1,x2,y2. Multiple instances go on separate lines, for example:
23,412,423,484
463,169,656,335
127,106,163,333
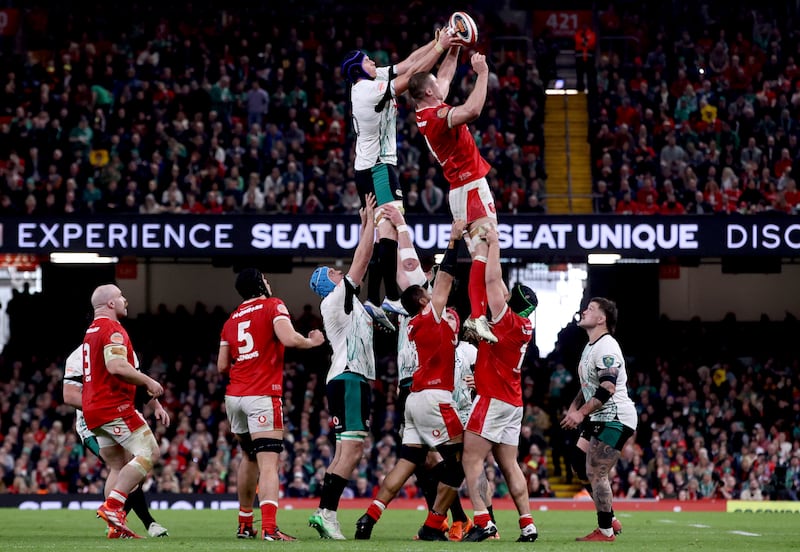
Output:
599,374,617,385
439,239,461,276
593,386,613,404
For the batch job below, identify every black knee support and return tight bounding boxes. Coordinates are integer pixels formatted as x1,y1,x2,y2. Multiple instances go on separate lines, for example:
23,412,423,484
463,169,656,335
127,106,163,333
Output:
238,433,257,461
436,443,465,488
400,444,428,466
252,437,284,455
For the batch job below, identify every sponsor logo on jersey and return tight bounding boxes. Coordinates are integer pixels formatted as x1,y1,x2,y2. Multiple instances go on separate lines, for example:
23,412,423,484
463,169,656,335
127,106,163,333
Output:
238,350,260,361
232,303,264,319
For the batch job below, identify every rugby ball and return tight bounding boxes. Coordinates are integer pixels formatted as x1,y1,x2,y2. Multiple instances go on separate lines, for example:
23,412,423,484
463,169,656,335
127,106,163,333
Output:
448,11,478,46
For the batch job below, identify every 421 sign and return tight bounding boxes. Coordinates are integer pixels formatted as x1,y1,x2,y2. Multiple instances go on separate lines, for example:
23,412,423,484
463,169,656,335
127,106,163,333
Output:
533,10,591,38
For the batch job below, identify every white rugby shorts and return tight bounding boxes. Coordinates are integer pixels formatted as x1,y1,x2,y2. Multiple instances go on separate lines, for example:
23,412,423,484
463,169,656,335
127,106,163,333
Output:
403,389,463,447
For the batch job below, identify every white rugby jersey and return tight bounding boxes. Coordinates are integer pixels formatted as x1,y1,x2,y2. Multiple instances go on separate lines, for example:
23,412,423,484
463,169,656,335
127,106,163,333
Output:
320,275,375,383
351,66,398,170
578,333,637,429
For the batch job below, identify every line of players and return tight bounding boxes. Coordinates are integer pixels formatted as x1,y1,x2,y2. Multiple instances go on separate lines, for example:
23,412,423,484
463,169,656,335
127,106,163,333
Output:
341,199,541,543
301,14,541,539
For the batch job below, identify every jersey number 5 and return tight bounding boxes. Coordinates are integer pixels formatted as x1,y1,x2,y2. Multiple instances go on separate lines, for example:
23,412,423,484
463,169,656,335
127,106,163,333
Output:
237,321,255,355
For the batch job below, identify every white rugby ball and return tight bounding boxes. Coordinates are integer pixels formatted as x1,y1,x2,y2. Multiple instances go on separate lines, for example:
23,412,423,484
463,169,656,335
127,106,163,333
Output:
449,11,478,46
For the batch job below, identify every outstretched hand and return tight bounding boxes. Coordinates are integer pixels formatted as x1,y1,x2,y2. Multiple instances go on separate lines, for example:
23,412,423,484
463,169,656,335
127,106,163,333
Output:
437,27,456,51
471,53,488,74
360,193,377,226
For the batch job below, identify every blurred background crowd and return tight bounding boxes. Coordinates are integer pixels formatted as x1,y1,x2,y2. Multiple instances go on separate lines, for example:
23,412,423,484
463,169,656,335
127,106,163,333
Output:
0,1,545,218
0,0,799,505
588,2,800,215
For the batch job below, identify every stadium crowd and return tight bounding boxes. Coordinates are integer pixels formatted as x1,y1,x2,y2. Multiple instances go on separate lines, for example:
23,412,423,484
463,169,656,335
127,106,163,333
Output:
589,2,800,215
0,1,546,219
0,296,798,503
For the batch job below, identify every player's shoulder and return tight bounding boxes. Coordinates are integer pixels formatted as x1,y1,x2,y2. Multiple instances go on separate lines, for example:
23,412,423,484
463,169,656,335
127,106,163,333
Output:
64,346,84,377
594,333,622,354
266,297,291,317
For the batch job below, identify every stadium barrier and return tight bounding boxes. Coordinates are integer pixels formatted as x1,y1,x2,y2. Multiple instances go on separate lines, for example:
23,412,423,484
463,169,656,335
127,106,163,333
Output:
0,494,748,512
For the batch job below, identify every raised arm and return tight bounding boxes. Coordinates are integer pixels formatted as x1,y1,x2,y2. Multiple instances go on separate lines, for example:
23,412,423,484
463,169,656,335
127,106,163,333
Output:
346,192,377,285
433,44,462,95
430,219,466,315
394,31,455,95
447,52,488,127
381,203,424,291
484,227,508,320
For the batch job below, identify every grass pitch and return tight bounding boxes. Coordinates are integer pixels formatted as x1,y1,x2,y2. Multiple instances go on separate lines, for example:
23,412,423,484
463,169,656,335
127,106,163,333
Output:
0,507,793,551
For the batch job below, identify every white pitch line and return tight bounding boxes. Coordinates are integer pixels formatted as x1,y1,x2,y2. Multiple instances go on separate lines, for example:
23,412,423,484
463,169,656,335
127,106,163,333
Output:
730,531,761,537
657,519,676,523
688,524,711,528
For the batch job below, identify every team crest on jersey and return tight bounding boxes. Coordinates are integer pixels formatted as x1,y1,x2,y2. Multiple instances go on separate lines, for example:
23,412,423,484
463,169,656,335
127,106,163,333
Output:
432,429,441,438
258,415,268,425
437,107,448,118
110,332,124,344
113,426,122,435
602,355,615,368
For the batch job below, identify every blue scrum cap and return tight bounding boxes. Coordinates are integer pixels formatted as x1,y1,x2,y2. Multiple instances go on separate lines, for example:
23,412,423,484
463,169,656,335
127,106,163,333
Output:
309,266,336,298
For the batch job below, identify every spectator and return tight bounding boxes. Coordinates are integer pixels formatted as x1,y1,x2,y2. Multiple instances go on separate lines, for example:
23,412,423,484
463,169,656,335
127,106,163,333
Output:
246,81,270,129
419,178,444,215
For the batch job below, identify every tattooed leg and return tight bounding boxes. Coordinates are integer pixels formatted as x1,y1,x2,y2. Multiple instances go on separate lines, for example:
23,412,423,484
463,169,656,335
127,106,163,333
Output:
586,438,620,514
